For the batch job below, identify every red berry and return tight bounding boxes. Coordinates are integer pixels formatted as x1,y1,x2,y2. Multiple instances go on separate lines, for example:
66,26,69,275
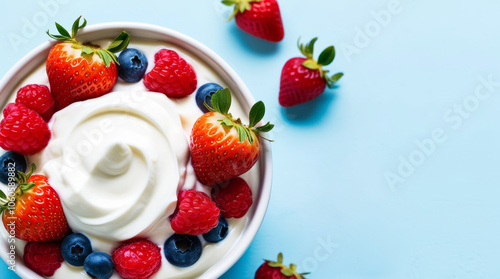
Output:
234,0,284,42
279,38,343,107
212,177,253,218
23,241,64,277
143,49,197,98
15,84,55,122
112,239,162,279
170,189,220,235
255,253,307,279
0,103,51,155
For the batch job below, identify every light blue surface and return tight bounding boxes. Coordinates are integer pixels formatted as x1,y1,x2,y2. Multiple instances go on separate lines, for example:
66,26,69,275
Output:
2,0,500,278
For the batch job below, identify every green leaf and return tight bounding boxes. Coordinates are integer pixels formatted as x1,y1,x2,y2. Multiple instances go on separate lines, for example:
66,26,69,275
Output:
0,190,6,200
221,0,237,5
220,117,234,127
55,22,71,39
305,37,318,58
317,46,335,66
81,46,94,56
331,72,344,83
107,31,130,53
278,253,284,263
268,262,282,268
245,127,254,144
248,101,265,128
96,49,112,67
71,16,87,38
236,126,247,143
302,59,320,70
256,122,274,132
46,33,68,41
211,88,231,114
281,269,294,276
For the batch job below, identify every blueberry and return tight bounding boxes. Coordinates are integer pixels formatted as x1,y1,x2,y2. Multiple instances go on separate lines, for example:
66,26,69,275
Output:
164,234,202,267
61,233,93,266
84,252,114,279
196,83,223,113
0,151,26,184
203,216,229,243
118,48,148,83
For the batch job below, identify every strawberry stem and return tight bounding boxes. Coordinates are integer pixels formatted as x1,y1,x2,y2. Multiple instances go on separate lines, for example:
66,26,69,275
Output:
222,0,262,21
0,163,37,215
265,253,309,279
210,88,274,144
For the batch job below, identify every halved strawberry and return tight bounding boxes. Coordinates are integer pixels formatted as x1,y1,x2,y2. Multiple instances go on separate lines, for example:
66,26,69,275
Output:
0,164,71,242
46,16,130,110
190,88,273,186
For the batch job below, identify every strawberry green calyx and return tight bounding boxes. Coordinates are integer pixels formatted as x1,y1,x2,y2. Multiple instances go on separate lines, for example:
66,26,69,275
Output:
266,253,310,279
222,0,262,20
208,88,274,144
0,163,37,214
47,16,130,67
298,37,344,88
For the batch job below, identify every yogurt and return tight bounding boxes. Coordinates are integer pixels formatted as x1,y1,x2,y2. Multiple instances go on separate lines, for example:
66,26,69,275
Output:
0,38,261,279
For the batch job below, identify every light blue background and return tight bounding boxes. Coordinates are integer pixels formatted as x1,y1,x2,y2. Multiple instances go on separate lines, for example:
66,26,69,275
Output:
2,0,500,278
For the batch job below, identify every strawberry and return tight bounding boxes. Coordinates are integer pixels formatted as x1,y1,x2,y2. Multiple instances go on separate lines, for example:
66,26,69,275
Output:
255,253,309,279
143,49,197,98
223,0,284,42
0,164,71,242
15,84,55,122
212,177,253,218
0,103,51,156
279,37,344,107
170,189,220,235
190,88,273,186
46,16,130,110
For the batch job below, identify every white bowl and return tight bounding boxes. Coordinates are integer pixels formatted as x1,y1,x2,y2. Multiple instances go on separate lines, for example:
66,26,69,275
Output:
0,22,272,279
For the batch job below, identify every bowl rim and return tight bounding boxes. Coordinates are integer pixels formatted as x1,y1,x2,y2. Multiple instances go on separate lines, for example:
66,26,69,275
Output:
0,22,273,279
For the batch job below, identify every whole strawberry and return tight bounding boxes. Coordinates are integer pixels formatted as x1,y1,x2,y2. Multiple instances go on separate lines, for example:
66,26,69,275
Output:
46,16,130,110
255,253,308,279
24,241,64,276
279,38,343,107
143,49,197,98
170,189,220,235
0,164,71,242
15,84,55,122
190,88,273,186
223,0,284,42
212,177,253,218
0,103,51,155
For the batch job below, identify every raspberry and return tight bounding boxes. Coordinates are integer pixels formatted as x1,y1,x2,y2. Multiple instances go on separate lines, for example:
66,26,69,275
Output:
212,177,253,218
15,84,55,122
170,189,220,235
143,49,197,98
23,241,64,276
0,103,51,155
112,239,162,279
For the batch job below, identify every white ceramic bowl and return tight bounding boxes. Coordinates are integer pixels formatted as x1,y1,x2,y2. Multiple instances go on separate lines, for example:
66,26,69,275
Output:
0,22,272,279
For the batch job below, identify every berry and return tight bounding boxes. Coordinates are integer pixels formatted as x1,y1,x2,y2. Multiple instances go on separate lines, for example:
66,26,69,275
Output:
0,103,51,155
61,233,93,266
23,241,64,277
212,177,253,218
15,84,55,122
170,189,220,235
224,0,284,42
46,16,130,110
203,216,229,243
118,48,148,83
112,239,161,279
255,253,308,279
0,151,27,184
190,88,273,186
279,38,343,107
0,164,70,242
84,252,114,279
196,82,223,113
143,49,197,98
164,234,202,267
